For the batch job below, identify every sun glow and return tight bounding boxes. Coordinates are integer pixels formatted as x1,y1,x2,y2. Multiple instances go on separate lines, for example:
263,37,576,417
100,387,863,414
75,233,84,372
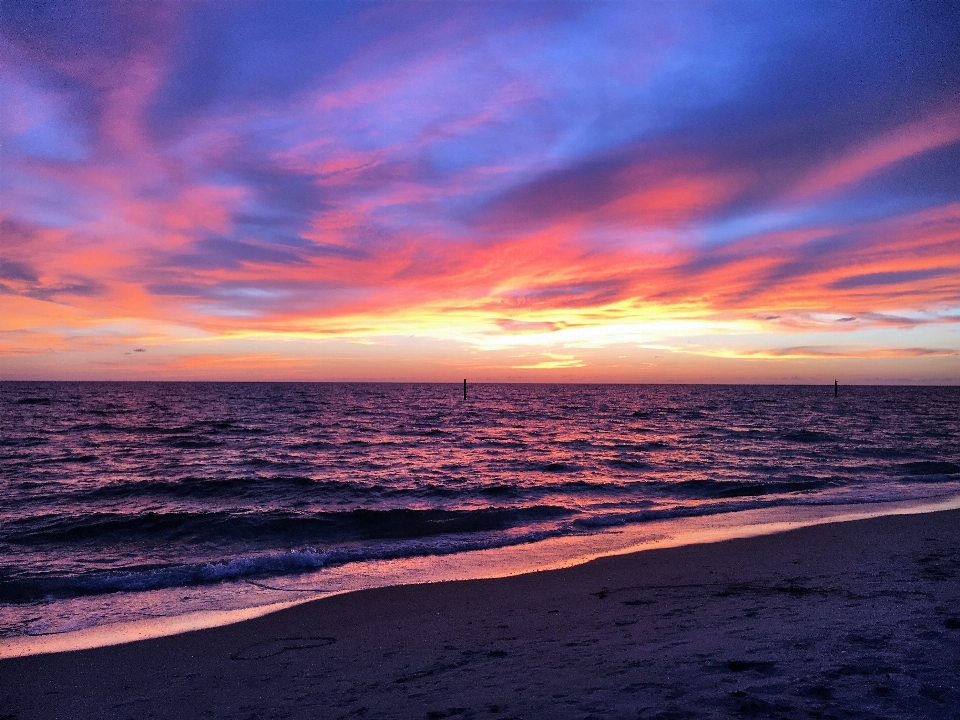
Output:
2,2,958,381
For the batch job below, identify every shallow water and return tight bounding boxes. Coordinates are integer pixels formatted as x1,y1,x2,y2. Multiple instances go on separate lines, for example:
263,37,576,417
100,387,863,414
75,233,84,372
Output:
2,382,959,640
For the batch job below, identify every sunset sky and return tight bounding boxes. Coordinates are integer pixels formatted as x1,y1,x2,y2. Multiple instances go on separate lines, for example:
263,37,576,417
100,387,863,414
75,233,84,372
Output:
2,1,958,382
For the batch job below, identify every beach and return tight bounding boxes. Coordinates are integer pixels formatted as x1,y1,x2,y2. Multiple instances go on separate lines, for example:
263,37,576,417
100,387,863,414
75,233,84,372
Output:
2,508,959,719
5,0,960,715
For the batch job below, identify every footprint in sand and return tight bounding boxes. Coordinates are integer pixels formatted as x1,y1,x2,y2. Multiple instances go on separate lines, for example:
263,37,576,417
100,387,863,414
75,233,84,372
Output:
231,635,336,660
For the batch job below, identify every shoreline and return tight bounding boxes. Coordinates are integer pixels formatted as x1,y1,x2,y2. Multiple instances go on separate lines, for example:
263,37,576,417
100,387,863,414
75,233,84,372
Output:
3,506,960,718
2,492,959,662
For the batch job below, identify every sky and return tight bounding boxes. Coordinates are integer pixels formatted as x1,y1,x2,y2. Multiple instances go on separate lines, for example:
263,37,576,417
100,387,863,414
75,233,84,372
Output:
1,1,958,383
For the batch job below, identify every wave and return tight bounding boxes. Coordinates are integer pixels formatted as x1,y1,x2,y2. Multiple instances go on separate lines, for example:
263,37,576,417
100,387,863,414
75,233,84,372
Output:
39,453,97,464
4,383,960,628
634,440,670,451
668,477,836,499
571,502,742,530
0,528,560,604
604,458,650,470
158,436,224,449
43,475,662,507
1,505,574,547
38,421,268,438
0,436,47,447
67,475,330,502
900,461,960,477
542,462,578,473
780,429,836,443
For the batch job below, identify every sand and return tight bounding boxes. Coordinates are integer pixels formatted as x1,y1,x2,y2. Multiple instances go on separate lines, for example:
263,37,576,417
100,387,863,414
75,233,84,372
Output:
2,509,960,719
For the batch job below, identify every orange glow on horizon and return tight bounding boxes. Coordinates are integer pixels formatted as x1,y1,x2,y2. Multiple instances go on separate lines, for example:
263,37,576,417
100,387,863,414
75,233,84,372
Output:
2,4,958,382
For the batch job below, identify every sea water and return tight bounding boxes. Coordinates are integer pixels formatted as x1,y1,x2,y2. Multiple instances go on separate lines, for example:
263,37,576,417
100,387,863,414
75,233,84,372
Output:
2,382,959,647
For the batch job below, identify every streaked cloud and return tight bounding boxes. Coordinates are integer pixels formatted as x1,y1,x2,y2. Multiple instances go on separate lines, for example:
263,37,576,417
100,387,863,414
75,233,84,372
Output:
1,1,958,381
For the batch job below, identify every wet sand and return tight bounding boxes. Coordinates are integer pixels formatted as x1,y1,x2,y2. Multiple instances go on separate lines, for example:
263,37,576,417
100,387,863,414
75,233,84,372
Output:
2,509,960,719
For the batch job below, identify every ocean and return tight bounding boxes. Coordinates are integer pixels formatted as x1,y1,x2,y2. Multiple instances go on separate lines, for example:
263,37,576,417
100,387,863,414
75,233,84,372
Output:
2,382,959,644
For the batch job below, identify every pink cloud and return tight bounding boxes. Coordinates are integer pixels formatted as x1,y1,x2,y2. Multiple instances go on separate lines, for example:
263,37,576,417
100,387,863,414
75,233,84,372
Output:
789,107,960,200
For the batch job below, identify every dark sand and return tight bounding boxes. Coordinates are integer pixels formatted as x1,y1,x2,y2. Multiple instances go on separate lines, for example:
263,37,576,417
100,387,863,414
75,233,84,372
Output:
2,509,960,719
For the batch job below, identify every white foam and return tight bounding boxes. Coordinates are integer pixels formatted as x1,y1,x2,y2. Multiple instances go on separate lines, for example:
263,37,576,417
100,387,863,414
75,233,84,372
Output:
4,492,959,659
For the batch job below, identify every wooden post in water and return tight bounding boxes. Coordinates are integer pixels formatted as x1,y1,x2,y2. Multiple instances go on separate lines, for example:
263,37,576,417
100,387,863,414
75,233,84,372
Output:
464,379,467,401
834,379,838,397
